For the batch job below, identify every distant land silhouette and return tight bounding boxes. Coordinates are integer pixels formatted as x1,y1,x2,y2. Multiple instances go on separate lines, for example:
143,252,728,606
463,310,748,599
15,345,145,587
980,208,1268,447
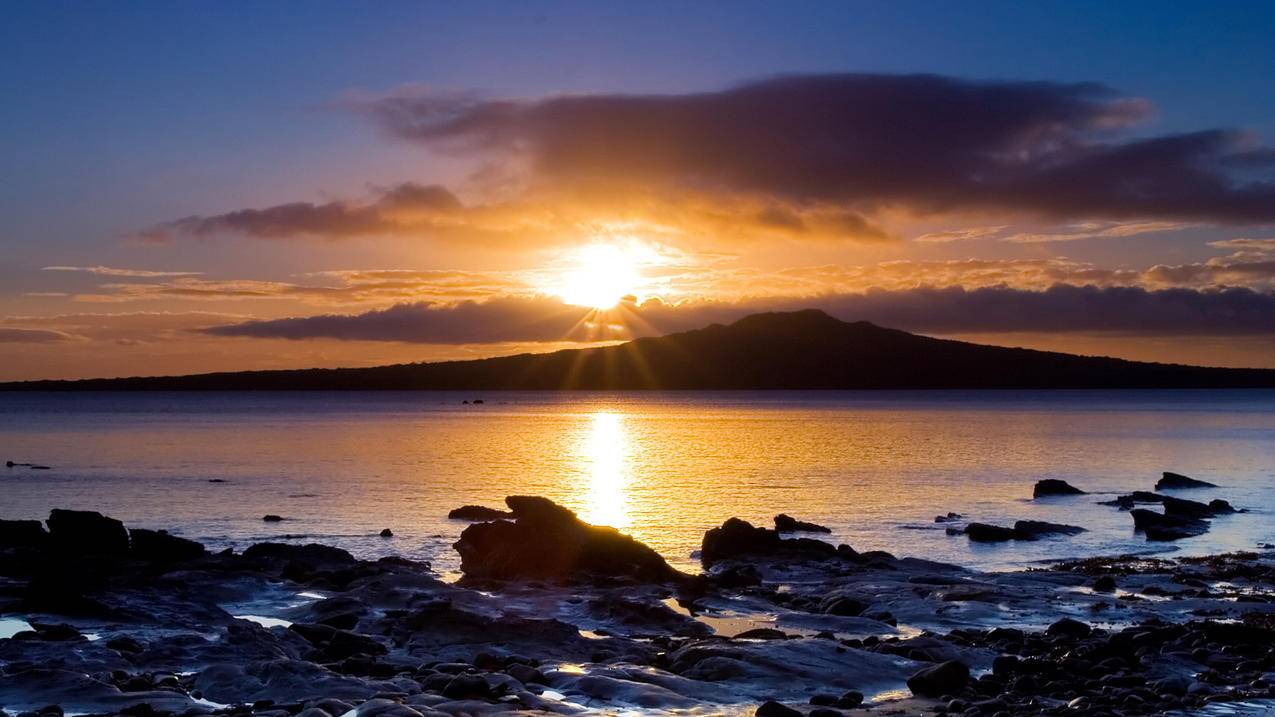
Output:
5,310,1275,390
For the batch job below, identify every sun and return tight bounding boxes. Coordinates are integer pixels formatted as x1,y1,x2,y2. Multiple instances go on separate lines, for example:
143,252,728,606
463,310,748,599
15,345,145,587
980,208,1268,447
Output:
558,244,643,309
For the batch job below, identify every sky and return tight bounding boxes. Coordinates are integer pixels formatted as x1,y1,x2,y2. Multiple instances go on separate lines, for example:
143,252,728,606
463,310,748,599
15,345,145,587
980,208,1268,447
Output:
3,1,1275,379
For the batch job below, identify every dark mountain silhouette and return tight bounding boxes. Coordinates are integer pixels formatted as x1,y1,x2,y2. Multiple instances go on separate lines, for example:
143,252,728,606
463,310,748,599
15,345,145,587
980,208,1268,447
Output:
5,310,1275,390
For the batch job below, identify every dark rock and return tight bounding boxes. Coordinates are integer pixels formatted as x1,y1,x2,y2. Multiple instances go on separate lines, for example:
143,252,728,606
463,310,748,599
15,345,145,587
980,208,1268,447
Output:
1092,575,1118,593
0,519,47,548
702,517,837,565
1012,520,1087,538
1157,472,1217,490
820,595,868,617
1033,479,1086,497
774,514,832,533
711,564,763,588
106,636,144,653
442,673,490,699
379,528,393,538
28,622,83,641
1162,496,1232,519
243,542,356,567
448,505,514,521
262,514,285,522
454,495,687,583
45,509,129,555
809,709,843,717
907,660,971,697
507,663,546,685
755,701,801,717
1047,617,1092,638
734,627,789,640
836,691,864,708
810,694,839,706
129,528,206,562
1130,509,1209,541
934,512,962,523
1099,491,1164,509
963,523,1023,542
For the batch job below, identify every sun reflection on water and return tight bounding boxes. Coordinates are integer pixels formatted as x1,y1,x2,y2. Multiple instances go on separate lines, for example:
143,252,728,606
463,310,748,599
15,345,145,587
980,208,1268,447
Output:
576,411,632,529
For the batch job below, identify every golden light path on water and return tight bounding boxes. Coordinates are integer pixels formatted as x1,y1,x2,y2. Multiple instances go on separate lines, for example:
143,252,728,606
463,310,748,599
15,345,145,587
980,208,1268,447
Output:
574,411,633,530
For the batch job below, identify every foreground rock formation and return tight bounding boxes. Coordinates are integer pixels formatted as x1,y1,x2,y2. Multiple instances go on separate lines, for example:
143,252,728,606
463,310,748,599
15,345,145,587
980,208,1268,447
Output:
1,495,1274,717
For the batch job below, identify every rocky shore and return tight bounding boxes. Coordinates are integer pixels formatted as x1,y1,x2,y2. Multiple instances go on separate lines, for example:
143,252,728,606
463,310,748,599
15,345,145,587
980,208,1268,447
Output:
2,492,1274,717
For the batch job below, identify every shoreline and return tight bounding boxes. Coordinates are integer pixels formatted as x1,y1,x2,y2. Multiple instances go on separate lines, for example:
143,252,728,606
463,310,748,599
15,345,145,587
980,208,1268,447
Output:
3,493,1275,717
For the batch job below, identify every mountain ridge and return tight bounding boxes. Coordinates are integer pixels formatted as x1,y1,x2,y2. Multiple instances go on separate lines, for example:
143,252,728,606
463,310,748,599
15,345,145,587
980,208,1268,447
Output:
4,309,1275,390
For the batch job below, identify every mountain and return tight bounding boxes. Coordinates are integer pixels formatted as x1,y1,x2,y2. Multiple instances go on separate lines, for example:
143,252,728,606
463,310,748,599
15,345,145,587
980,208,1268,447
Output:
4,310,1275,390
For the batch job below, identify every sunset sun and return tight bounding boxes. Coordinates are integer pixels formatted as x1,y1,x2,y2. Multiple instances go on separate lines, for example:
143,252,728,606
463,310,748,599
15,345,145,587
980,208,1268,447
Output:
558,243,644,310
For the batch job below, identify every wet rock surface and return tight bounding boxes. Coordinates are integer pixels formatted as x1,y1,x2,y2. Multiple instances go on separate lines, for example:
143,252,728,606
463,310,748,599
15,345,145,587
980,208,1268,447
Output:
1033,479,1087,497
1156,471,1218,490
1,494,1274,717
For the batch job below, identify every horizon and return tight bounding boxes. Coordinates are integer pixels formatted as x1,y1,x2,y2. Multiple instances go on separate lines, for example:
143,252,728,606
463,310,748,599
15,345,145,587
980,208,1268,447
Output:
5,2,1275,380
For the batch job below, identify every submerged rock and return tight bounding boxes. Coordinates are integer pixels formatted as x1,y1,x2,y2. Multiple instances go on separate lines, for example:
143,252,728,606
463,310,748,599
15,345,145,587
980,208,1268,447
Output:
1033,479,1086,497
774,514,832,533
447,505,514,521
906,659,970,697
262,514,285,522
1130,509,1209,541
453,495,687,583
1012,520,1087,538
45,509,129,555
1098,491,1164,509
701,517,838,566
1156,471,1217,490
933,512,962,523
963,522,1020,542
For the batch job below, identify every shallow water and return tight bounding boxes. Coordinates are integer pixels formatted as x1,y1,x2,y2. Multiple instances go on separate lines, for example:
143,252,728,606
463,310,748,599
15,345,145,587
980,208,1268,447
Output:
2,390,1273,575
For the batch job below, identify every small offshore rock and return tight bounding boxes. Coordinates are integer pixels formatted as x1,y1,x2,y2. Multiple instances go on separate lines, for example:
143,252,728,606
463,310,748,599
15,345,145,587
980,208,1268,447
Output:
1130,508,1209,541
447,505,514,521
1033,479,1086,497
934,512,962,523
262,514,285,522
774,513,832,533
379,528,393,538
46,508,129,555
836,691,864,708
1157,471,1217,490
1092,575,1118,592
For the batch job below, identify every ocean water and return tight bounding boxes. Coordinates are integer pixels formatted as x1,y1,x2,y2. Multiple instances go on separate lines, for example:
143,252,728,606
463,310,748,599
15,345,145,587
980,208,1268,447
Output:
1,390,1273,576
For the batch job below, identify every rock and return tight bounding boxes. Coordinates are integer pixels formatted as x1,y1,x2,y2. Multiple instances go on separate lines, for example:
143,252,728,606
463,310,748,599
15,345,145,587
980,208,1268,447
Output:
1157,472,1217,490
243,542,356,567
755,701,801,717
701,517,837,565
774,514,832,533
1033,479,1086,497
129,528,206,562
454,495,687,583
820,595,869,616
262,514,285,522
907,660,971,697
441,673,490,699
963,523,1023,542
1161,495,1234,518
1092,575,1117,593
1099,491,1164,509
1130,509,1209,541
0,519,48,548
1046,617,1091,638
934,512,962,523
448,505,514,521
1012,520,1087,538
734,628,789,640
809,709,843,717
106,636,144,653
379,528,393,538
45,509,129,555
837,691,864,708
507,663,546,685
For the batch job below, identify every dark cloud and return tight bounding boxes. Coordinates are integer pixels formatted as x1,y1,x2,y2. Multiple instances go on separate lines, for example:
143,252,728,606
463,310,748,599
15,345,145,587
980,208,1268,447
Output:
201,285,1275,345
0,328,77,343
140,182,462,241
358,74,1275,223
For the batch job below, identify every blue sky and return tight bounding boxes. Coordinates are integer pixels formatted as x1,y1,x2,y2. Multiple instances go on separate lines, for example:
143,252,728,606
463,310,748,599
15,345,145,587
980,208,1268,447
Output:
3,2,1275,377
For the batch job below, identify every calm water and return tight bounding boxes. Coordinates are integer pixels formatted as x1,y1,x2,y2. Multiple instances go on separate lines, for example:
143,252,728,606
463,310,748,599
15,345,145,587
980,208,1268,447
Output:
2,390,1273,575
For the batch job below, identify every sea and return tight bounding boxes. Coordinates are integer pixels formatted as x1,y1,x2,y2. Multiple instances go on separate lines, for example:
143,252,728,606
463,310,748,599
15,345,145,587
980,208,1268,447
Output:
2,390,1273,577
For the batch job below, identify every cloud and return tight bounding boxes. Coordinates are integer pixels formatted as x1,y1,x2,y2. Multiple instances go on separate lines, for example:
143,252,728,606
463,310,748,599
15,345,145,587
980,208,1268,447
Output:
0,327,78,343
354,73,1275,223
1000,221,1194,243
42,265,203,277
201,285,1275,345
139,182,465,242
